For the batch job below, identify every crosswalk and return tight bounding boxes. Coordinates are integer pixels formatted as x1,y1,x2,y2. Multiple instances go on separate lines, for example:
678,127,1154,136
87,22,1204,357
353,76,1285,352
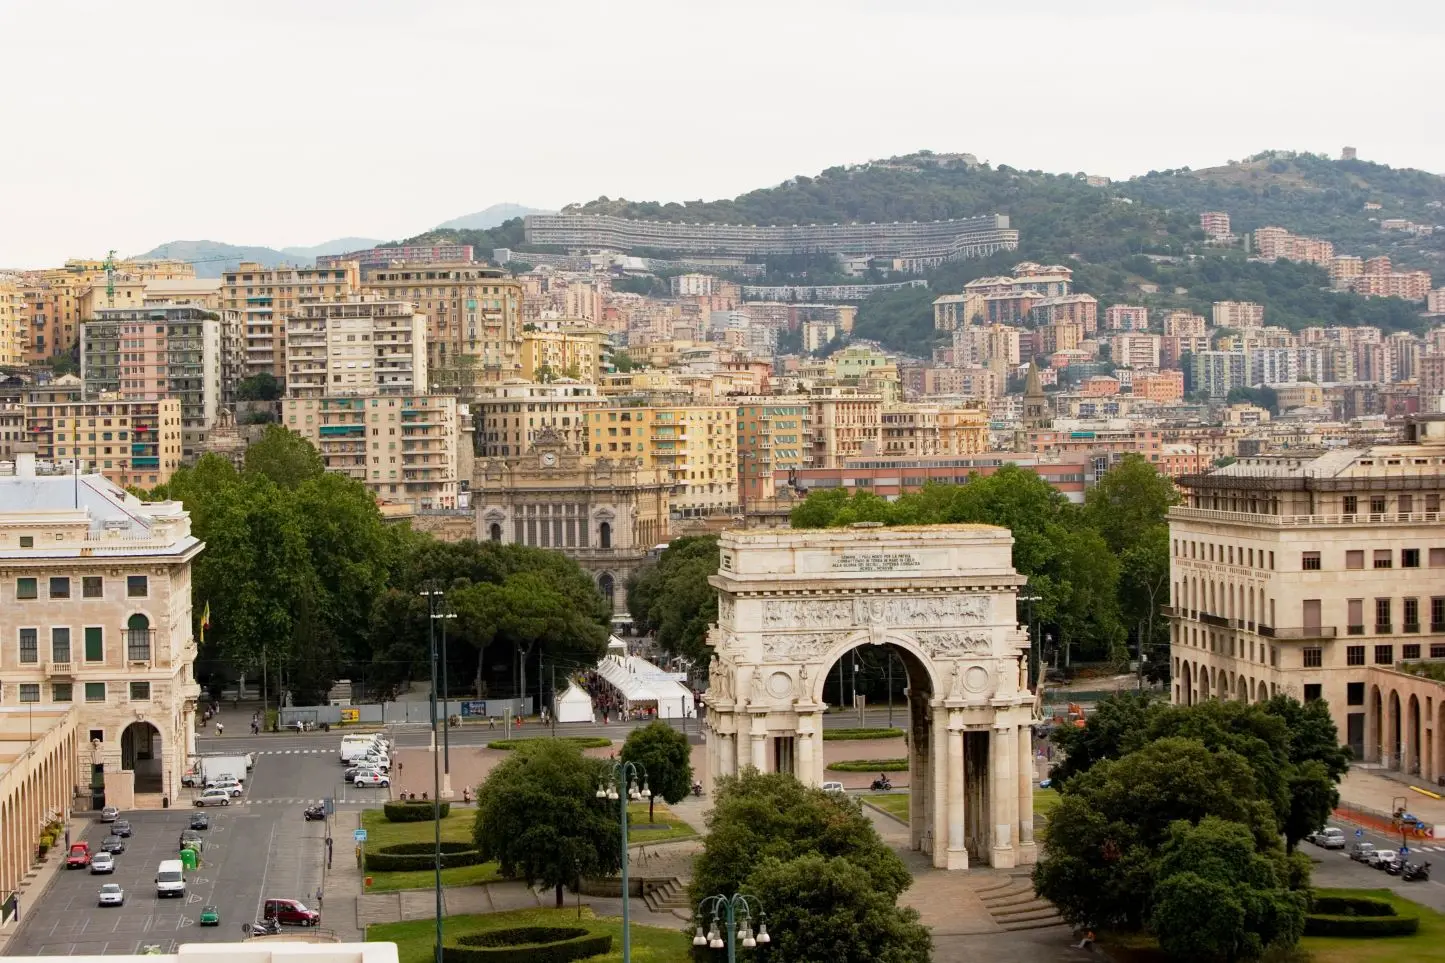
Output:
245,796,382,805
255,748,332,755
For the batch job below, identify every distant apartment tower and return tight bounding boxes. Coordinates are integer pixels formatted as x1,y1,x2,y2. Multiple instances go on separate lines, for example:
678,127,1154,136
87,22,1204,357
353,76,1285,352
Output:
221,262,360,379
1163,311,1208,338
1213,301,1265,329
473,380,602,458
736,397,811,509
1252,227,1334,265
0,277,24,366
284,299,427,398
1428,289,1445,315
1199,212,1232,239
670,273,718,297
1190,351,1248,399
23,398,183,488
1110,333,1162,369
317,244,474,267
1103,304,1149,331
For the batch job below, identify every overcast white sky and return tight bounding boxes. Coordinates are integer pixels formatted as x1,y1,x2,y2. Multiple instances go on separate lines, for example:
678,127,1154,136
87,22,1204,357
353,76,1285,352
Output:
1,0,1440,267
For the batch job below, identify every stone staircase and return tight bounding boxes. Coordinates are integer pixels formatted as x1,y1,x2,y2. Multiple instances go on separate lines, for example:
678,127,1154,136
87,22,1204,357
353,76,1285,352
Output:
975,874,1063,931
641,877,690,915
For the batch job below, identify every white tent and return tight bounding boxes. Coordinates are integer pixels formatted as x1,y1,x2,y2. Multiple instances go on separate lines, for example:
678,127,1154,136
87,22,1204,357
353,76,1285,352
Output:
594,651,695,719
555,684,594,724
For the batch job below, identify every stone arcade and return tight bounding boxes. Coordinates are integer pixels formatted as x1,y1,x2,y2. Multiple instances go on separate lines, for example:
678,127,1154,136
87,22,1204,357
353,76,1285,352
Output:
702,525,1038,870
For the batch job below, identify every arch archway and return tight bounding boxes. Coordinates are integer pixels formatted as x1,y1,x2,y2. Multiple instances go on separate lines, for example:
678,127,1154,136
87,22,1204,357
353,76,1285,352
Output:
126,613,151,661
1387,690,1403,771
488,522,502,542
1181,661,1193,705
598,572,616,610
1407,694,1422,775
1368,685,1383,763
121,721,163,794
1236,675,1247,701
598,521,612,550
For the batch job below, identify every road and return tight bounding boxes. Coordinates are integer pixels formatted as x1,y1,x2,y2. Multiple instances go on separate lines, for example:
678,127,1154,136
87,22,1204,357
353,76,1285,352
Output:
1309,815,1445,913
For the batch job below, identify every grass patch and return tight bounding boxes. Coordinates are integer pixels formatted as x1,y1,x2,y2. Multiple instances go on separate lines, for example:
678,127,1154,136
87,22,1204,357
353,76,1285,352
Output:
625,800,697,844
827,758,909,773
369,906,689,963
822,727,905,741
1032,786,1061,842
360,808,501,892
1304,888,1445,962
864,793,910,821
488,736,613,751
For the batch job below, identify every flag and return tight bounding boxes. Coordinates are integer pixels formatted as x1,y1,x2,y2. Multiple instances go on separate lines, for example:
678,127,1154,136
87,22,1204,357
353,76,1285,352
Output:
200,602,211,643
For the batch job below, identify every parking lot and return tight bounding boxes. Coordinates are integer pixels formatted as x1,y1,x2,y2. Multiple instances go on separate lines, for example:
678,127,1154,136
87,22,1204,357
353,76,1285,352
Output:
1305,819,1445,914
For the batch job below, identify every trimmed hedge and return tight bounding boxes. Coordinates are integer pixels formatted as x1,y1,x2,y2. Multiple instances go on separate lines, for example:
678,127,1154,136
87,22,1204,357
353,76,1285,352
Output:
827,758,909,772
443,926,613,963
383,801,451,822
366,840,486,873
1305,894,1419,937
821,727,905,742
487,736,612,752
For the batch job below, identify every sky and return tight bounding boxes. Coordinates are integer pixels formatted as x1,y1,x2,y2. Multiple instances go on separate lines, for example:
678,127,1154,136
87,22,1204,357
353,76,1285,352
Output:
1,0,1441,267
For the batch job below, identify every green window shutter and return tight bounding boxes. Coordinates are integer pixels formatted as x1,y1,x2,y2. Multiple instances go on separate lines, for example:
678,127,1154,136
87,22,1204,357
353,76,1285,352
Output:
85,627,104,662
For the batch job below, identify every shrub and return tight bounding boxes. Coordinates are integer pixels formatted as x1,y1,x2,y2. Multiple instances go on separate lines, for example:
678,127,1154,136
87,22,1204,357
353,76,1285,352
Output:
487,736,612,751
365,840,485,872
383,801,452,822
443,926,613,963
821,727,905,742
1310,895,1397,917
1305,893,1417,937
826,758,910,772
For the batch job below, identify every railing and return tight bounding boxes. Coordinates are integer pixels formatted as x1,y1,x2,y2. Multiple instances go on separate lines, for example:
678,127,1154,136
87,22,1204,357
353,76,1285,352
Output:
47,660,74,677
1348,625,1365,635
1200,612,1231,628
1172,507,1443,527
1259,626,1337,640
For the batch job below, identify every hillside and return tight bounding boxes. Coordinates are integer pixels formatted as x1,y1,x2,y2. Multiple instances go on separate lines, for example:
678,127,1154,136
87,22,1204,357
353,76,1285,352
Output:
135,237,379,277
435,203,549,231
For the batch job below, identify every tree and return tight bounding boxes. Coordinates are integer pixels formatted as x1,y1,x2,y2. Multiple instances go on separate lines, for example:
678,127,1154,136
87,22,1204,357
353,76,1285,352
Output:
243,425,325,490
611,350,637,372
626,536,720,663
236,372,281,401
473,740,621,907
692,770,912,906
1049,690,1156,787
1082,455,1180,557
619,722,692,821
743,854,932,963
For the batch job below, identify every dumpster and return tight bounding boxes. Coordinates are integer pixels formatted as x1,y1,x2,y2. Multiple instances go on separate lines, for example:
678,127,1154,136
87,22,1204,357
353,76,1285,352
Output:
180,847,198,870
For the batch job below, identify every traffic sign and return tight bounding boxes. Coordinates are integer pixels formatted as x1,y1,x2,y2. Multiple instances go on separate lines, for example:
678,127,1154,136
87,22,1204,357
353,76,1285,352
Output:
1355,829,1364,837
353,829,367,842
324,798,335,816
1400,845,1410,855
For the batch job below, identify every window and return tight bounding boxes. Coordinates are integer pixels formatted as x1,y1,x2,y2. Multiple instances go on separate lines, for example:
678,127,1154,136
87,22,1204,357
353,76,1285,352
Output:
1302,552,1321,570
1344,495,1358,515
1346,550,1364,570
52,683,72,702
1428,494,1441,512
18,683,40,703
16,577,37,600
1433,644,1445,660
1375,644,1394,665
1347,645,1366,666
1376,598,1392,631
1374,550,1394,569
1268,552,1275,569
1434,597,1445,631
129,681,151,701
82,576,103,598
84,627,103,662
49,576,70,599
84,682,106,703
18,628,38,664
1431,548,1445,568
1347,682,1365,706
1303,647,1323,668
1348,599,1364,634
126,575,148,598
1304,683,1322,702
1403,549,1421,568
51,627,70,663
1371,496,1387,514
1404,644,1421,660
88,728,103,743
1405,598,1420,632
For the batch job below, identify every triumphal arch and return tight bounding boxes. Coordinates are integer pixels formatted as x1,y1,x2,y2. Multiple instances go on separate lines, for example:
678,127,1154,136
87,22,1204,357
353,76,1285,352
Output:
702,524,1038,870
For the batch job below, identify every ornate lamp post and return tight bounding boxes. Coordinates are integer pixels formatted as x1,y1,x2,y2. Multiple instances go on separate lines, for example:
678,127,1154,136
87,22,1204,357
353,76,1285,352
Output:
1018,593,1042,691
419,583,446,963
597,761,650,963
693,893,770,963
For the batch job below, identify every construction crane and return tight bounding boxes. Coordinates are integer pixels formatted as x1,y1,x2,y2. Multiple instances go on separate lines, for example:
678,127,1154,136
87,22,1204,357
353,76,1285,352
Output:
103,249,118,307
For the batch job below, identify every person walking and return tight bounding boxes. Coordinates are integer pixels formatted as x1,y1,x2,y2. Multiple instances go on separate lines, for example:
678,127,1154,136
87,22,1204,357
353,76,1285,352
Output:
215,721,224,736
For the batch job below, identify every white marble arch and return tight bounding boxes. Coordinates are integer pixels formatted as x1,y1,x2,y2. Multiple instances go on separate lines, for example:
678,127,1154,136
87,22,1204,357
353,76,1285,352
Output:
701,525,1039,870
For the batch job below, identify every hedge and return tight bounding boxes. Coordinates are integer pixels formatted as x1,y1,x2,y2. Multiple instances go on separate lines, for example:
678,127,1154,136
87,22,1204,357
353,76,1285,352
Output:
365,840,486,873
1305,894,1418,937
443,926,613,963
487,737,613,751
827,758,910,772
383,801,452,822
821,727,905,742
1311,895,1397,917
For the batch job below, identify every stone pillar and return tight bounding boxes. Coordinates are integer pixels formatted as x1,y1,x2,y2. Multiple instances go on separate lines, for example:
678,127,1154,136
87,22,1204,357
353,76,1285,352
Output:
797,714,818,788
1016,724,1037,865
990,725,1017,868
719,720,736,778
750,715,769,772
929,702,947,864
945,716,968,869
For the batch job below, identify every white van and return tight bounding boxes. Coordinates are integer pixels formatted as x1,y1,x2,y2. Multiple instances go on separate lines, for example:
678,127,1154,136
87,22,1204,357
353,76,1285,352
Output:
155,859,186,897
340,734,383,764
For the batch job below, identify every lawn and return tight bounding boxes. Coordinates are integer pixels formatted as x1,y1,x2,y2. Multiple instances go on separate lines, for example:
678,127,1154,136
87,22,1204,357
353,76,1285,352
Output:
359,808,501,892
864,793,910,821
369,907,689,963
1033,787,1060,821
626,800,697,844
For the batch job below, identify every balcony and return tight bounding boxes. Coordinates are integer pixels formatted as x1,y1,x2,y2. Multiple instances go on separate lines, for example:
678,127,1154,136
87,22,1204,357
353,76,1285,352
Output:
1348,625,1366,636
1405,623,1422,634
47,660,74,677
1259,625,1337,640
1200,612,1231,628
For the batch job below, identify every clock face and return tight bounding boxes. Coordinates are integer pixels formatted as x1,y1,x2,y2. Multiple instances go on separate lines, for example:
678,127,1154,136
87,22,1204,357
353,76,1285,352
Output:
541,452,557,468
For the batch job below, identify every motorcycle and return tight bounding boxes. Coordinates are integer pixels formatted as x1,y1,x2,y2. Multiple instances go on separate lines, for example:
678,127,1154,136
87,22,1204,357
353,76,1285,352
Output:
871,777,893,792
1404,861,1431,882
244,917,282,937
692,782,704,797
303,805,326,821
1387,858,1406,876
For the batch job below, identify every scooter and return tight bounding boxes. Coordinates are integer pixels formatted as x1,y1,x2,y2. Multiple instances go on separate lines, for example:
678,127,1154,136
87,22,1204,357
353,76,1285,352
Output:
1387,858,1406,876
244,917,282,937
303,804,326,821
692,781,704,797
1404,861,1431,881
871,777,893,792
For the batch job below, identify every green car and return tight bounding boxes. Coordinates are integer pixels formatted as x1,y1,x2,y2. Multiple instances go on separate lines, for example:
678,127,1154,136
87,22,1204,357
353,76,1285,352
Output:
199,905,220,927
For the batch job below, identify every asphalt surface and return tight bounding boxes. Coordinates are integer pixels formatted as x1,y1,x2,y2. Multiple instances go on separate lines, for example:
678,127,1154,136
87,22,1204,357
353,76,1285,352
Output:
1306,816,1445,913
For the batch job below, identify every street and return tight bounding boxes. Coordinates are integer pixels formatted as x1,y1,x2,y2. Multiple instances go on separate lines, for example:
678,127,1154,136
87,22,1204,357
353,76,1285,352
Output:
1307,816,1445,914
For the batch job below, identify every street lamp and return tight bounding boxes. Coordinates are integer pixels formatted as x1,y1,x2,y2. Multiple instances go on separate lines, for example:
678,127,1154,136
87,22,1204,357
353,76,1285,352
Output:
419,583,446,963
693,894,770,962
1018,593,1042,691
597,761,649,963
433,603,458,798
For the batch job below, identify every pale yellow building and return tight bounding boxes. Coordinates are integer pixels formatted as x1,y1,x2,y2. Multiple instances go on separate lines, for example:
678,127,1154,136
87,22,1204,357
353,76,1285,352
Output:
472,379,603,458
24,398,184,489
809,384,883,468
0,277,25,366
521,325,609,383
581,401,738,517
283,393,464,510
285,299,427,398
222,261,360,379
880,403,989,457
736,397,812,510
361,263,524,390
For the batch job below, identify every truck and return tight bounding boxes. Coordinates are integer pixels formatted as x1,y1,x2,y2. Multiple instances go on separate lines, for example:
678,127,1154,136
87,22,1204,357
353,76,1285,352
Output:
182,754,255,788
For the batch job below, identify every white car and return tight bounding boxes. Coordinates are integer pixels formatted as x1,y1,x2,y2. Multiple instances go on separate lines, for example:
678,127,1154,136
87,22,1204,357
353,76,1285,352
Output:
353,771,390,788
207,779,244,797
822,781,846,795
194,788,232,807
90,851,116,874
98,882,125,906
1309,827,1347,849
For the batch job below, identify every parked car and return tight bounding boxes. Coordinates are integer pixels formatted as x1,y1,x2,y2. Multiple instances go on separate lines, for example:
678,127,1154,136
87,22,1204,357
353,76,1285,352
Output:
194,789,232,807
66,842,92,869
1307,827,1346,849
822,781,846,795
1348,842,1376,862
111,819,133,838
207,779,244,797
262,898,320,927
189,813,210,830
100,834,126,855
97,883,125,907
343,766,372,783
90,852,116,874
353,771,390,788
179,830,205,852
99,806,120,822
199,905,220,927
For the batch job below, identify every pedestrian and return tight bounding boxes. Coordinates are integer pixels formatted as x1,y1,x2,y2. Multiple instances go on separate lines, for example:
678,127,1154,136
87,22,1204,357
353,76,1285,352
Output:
215,722,224,736
488,716,496,730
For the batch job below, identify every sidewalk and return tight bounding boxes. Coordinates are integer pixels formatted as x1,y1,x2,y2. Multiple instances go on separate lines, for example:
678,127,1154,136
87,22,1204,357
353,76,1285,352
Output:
0,816,80,955
324,809,365,941
1341,766,1445,827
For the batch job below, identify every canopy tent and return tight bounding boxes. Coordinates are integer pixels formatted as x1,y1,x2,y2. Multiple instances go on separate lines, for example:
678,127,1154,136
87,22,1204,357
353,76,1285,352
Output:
555,683,594,724
594,648,695,720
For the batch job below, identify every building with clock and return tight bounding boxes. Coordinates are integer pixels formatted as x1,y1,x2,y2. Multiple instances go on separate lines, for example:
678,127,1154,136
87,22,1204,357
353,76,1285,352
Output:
471,430,672,611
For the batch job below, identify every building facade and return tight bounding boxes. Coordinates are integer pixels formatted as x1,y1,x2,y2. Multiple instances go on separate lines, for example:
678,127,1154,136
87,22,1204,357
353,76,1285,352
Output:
736,398,812,510
221,262,360,379
284,299,427,398
581,402,738,517
23,399,183,489
472,380,602,458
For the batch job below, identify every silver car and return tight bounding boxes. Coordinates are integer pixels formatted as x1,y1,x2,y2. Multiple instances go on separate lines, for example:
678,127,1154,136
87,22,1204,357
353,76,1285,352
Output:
90,851,116,874
98,882,125,906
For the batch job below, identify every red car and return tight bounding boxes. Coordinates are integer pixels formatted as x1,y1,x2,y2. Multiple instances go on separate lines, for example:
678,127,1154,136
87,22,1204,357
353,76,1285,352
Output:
263,898,320,926
66,842,92,869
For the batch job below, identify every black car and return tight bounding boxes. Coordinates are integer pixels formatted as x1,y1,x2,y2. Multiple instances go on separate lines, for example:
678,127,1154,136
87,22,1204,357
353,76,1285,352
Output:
111,820,132,838
178,830,204,852
189,813,210,831
100,834,126,854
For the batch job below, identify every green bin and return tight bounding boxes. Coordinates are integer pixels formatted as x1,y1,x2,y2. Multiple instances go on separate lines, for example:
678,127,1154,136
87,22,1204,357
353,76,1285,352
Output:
180,847,198,870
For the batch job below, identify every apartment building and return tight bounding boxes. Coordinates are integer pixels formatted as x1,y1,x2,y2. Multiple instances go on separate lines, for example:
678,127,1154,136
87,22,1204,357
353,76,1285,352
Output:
472,380,602,458
283,394,463,510
879,404,989,458
0,277,24,366
1030,294,1099,333
1163,311,1208,337
1190,350,1248,398
362,263,523,389
1132,370,1185,403
80,305,235,460
221,262,359,379
1252,227,1334,265
736,398,811,510
1428,289,1445,315
23,399,183,489
1344,270,1434,302
670,273,718,296
1331,255,1364,282
1212,301,1265,329
1037,320,1084,356
0,452,203,806
1103,305,1149,331
1168,416,1445,765
284,299,426,398
1200,212,1232,239
521,326,609,383
779,454,1092,504
580,402,738,517
1109,333,1162,369
808,385,883,469
316,243,473,267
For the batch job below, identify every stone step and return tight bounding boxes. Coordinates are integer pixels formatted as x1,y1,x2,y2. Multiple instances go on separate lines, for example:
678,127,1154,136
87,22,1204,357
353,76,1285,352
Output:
993,900,1056,920
999,915,1068,932
972,877,1018,898
983,888,1043,909
642,877,690,913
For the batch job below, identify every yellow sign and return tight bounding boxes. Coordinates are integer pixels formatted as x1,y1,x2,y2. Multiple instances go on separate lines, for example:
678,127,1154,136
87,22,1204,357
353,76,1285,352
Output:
340,708,359,723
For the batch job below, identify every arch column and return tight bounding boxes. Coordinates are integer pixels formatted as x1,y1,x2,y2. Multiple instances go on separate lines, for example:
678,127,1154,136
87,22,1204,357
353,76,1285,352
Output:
749,712,768,772
1017,724,1037,865
796,711,820,788
990,724,1017,868
945,712,967,870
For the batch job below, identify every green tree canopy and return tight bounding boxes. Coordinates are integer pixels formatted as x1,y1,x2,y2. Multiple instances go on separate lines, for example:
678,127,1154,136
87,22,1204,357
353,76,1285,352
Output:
626,535,720,663
236,372,281,401
243,424,325,490
619,722,693,822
